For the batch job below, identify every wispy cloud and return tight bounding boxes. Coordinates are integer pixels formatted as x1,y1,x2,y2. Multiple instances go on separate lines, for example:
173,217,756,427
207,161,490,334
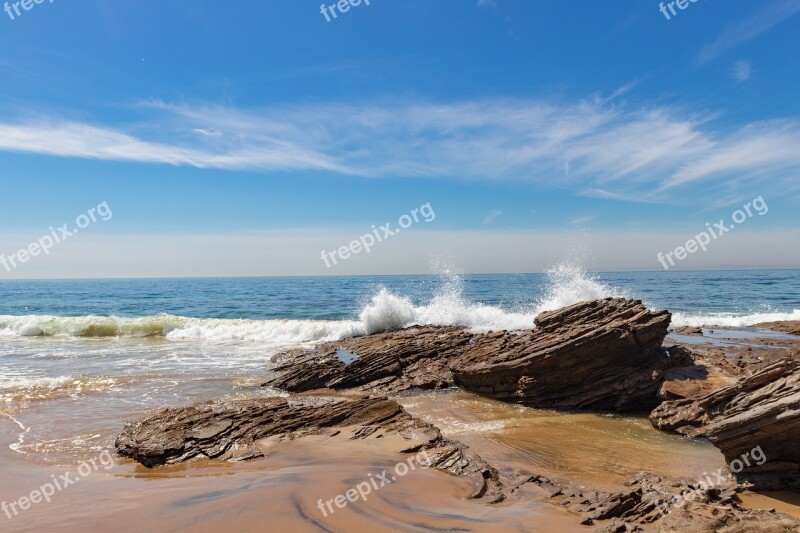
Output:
0,97,798,203
0,119,349,173
698,0,800,63
483,210,503,225
730,60,753,81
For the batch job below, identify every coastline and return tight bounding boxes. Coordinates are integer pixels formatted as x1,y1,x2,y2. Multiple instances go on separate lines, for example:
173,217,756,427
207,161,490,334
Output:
2,276,800,531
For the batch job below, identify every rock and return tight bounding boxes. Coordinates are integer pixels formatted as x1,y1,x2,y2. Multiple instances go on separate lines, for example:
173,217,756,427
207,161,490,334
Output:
266,326,471,395
451,298,673,411
651,358,800,491
542,472,800,531
115,394,504,501
658,345,739,401
671,326,704,336
267,298,674,412
754,321,800,336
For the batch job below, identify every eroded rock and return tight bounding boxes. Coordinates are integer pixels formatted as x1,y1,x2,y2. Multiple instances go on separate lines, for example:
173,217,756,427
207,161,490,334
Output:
452,298,673,410
266,326,471,395
115,394,504,501
267,298,675,412
651,358,800,491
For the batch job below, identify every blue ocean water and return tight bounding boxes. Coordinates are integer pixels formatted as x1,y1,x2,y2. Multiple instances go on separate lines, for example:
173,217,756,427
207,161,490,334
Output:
0,267,798,465
1,268,798,323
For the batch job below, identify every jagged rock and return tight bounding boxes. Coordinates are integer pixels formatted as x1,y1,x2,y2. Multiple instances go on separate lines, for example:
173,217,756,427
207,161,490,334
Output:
451,298,673,410
115,394,504,501
650,359,800,491
558,472,800,532
266,326,471,395
267,298,674,412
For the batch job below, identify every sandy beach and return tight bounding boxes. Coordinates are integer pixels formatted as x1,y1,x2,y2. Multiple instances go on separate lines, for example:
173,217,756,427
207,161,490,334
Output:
3,313,799,532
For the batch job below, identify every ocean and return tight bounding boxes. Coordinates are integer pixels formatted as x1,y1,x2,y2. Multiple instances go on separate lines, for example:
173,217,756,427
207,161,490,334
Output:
1,265,799,465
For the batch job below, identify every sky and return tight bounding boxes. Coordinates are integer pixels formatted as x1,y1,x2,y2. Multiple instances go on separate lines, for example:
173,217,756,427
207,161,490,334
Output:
0,0,798,278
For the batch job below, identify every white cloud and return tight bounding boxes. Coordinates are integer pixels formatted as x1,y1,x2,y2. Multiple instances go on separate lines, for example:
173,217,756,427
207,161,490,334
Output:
663,121,800,188
0,120,349,174
731,60,753,81
698,0,800,63
0,97,798,202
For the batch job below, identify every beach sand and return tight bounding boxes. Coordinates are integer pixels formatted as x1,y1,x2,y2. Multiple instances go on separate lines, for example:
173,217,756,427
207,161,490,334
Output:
2,324,800,531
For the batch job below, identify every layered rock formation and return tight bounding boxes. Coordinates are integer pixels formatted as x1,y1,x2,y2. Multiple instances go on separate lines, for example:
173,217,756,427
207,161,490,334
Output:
651,358,800,490
116,394,504,501
115,391,800,530
556,473,799,532
266,325,471,395
267,298,674,411
452,298,672,410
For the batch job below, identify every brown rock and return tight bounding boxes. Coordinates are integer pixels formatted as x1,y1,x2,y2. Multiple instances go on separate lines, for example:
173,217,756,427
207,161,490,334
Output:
754,320,800,336
451,298,673,411
115,394,504,501
266,325,471,395
542,472,800,531
267,298,675,412
651,358,800,491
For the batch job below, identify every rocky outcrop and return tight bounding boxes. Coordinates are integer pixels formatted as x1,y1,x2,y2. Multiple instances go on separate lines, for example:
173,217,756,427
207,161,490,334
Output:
267,298,674,412
557,473,796,532
266,325,471,395
754,320,800,336
115,394,504,501
522,471,800,531
451,298,673,411
650,359,800,491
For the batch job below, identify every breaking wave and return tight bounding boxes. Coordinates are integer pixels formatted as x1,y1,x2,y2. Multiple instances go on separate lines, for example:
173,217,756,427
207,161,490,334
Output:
1,265,794,344
0,264,620,343
671,309,800,328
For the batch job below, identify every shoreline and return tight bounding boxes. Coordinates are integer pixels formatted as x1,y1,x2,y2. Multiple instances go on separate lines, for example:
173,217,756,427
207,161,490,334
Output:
2,303,800,531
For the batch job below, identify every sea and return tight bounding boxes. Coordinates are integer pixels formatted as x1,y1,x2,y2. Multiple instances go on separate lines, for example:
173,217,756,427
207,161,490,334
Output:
1,265,799,465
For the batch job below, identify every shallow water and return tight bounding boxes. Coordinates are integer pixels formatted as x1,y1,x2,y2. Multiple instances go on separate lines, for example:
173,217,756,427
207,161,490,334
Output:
399,390,725,493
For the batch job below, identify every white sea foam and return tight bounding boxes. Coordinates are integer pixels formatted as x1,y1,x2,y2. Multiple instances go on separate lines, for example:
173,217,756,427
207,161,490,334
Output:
0,375,123,403
671,309,800,328
0,263,618,342
532,263,625,314
1,265,795,344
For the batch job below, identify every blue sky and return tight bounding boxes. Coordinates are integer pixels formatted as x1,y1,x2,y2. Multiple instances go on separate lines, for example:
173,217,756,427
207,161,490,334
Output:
0,0,798,277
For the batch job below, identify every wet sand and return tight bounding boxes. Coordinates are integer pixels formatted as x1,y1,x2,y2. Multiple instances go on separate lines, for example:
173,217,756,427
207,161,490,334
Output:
0,418,580,532
739,491,800,520
0,389,734,532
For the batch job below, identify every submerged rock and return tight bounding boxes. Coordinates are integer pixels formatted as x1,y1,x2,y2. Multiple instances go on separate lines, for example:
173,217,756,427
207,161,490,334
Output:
266,298,674,412
651,358,800,491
